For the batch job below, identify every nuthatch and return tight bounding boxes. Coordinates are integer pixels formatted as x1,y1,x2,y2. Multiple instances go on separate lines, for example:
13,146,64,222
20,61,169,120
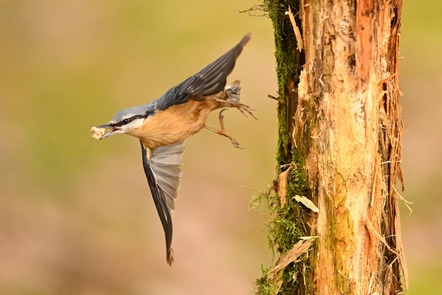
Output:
91,33,253,265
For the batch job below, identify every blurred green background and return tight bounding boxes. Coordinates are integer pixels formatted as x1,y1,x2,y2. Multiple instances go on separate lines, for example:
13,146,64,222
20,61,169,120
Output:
0,0,440,294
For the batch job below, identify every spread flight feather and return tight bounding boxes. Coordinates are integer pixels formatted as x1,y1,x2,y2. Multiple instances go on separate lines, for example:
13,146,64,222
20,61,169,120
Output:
139,34,250,265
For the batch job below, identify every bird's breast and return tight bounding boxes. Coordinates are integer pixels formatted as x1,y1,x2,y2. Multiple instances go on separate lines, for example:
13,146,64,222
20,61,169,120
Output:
131,98,219,150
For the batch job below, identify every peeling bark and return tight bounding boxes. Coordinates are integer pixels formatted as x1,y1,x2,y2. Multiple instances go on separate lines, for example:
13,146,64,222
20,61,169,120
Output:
257,1,406,294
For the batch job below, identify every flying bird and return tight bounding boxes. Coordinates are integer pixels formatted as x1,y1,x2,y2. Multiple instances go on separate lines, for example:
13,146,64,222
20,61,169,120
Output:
91,33,253,265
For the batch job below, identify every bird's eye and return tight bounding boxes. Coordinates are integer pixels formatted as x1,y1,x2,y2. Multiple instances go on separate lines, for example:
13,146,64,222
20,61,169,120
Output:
123,119,130,125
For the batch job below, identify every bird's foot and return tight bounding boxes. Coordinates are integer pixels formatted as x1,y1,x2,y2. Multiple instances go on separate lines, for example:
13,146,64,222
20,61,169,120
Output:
215,98,257,119
205,109,243,149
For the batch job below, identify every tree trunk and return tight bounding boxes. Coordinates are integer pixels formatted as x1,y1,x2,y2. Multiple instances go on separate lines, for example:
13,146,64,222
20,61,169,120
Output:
257,0,407,294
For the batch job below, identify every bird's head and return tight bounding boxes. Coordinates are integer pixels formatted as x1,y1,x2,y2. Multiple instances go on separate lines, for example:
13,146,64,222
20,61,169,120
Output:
98,105,153,139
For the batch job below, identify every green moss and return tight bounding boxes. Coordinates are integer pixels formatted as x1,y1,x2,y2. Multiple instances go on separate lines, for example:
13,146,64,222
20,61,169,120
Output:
255,1,313,294
255,163,311,293
276,104,289,164
256,265,280,295
267,0,303,166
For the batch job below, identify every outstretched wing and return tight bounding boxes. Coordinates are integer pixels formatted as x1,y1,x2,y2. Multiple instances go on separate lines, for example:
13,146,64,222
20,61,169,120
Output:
156,33,251,110
150,141,185,211
140,140,185,265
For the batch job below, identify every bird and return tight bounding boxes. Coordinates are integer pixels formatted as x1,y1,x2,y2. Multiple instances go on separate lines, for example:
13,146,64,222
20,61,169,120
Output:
91,33,253,265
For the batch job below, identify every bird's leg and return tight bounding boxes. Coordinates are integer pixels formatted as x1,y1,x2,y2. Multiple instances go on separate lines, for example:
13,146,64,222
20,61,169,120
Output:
205,109,243,149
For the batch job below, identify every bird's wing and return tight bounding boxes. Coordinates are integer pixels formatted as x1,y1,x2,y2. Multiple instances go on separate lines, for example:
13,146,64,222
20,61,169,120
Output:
156,33,251,110
140,140,185,265
150,141,185,211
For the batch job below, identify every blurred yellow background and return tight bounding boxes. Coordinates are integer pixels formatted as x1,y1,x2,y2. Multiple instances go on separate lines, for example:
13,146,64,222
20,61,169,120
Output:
0,0,440,294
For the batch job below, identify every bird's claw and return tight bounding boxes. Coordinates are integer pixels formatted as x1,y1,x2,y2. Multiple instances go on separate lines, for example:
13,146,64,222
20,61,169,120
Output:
215,98,257,120
229,137,244,149
236,103,257,120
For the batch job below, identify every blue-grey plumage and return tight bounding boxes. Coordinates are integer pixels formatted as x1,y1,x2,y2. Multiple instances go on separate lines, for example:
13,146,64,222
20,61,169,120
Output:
156,32,251,110
92,33,253,265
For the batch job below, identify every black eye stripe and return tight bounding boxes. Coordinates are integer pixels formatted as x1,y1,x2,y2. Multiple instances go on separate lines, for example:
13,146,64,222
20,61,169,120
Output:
111,114,146,127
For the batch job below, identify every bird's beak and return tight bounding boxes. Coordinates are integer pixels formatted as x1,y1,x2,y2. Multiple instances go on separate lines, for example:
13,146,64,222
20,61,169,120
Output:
98,124,120,139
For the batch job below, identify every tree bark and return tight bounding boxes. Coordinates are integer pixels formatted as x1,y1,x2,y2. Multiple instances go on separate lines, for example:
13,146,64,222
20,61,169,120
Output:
257,1,407,294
